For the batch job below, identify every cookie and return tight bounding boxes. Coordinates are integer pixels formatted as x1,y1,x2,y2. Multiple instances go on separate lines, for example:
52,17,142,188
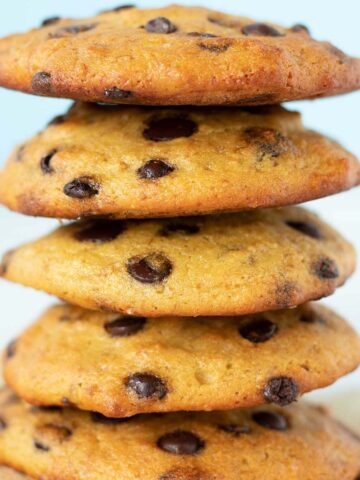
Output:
4,302,360,418
0,5,359,105
0,388,359,480
0,103,359,220
1,207,355,317
0,467,32,480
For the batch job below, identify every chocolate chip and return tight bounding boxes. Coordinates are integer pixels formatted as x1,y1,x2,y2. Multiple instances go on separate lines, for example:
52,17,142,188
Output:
198,42,230,53
239,318,278,343
50,24,97,38
100,4,135,13
104,87,133,100
90,412,132,424
125,373,167,399
6,340,17,359
48,114,67,126
144,17,177,34
157,430,204,455
218,424,251,436
244,127,290,158
252,411,289,431
0,250,14,276
137,159,175,179
291,24,310,34
313,257,339,280
63,177,99,199
0,417,7,431
41,16,61,27
40,149,57,174
286,220,322,239
127,253,172,284
32,72,52,94
144,116,198,142
300,310,324,324
104,316,146,337
187,32,218,38
159,223,200,237
263,377,299,406
74,220,125,243
34,440,50,452
242,23,284,37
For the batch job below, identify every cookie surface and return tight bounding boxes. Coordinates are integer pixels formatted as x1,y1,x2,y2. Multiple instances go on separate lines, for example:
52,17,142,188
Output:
4,302,360,418
0,103,358,220
1,207,355,317
0,388,359,480
0,467,32,480
0,5,359,105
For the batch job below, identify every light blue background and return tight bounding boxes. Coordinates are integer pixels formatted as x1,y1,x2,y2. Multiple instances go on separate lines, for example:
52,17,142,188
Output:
0,0,359,426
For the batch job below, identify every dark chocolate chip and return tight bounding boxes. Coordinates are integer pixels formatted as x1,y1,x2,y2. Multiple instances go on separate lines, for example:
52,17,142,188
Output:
291,24,310,34
104,316,146,337
198,42,230,53
100,4,135,13
263,377,299,406
0,417,7,431
90,412,132,424
244,127,290,158
74,220,125,243
159,223,200,237
137,159,175,179
218,424,251,436
41,16,61,27
125,373,167,399
104,87,133,100
239,318,278,343
286,220,322,239
63,177,99,199
6,340,17,359
157,430,204,455
300,309,325,324
313,257,339,280
144,17,177,34
187,32,218,38
127,253,173,284
48,114,67,126
144,116,198,142
50,23,97,38
34,440,50,452
242,23,284,37
40,149,57,174
252,411,289,431
32,72,52,94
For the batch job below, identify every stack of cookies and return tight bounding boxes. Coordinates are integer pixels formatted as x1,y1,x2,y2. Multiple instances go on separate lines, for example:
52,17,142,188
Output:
0,5,359,479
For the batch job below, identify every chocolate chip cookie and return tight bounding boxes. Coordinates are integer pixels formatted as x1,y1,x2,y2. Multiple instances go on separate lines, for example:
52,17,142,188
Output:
0,103,358,219
0,5,359,105
4,302,359,417
1,207,355,317
0,388,359,480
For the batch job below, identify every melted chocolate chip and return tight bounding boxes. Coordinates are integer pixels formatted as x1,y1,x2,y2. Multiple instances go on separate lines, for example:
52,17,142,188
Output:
313,257,339,280
242,23,284,37
127,253,172,284
286,220,322,239
50,24,97,38
90,412,132,424
104,87,133,100
187,32,218,38
263,377,299,406
6,340,16,359
198,42,230,53
252,411,289,431
0,417,7,431
63,177,99,199
34,440,50,452
291,24,310,34
218,424,251,436
125,373,167,399
137,159,175,179
144,116,198,142
104,316,146,337
32,72,52,94
40,149,57,174
239,318,278,343
74,220,125,243
144,17,177,34
157,430,205,455
159,223,200,237
244,127,290,158
101,4,135,13
41,16,61,27
300,310,324,324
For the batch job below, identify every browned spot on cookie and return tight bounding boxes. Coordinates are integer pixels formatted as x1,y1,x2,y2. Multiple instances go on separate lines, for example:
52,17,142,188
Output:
159,222,200,237
263,377,299,406
275,282,299,309
160,467,213,480
312,257,339,280
104,87,133,100
244,127,291,159
207,15,240,29
198,40,232,53
187,32,218,38
326,44,351,64
0,250,14,276
137,159,175,179
242,23,284,37
0,417,7,431
144,17,177,34
127,253,173,284
125,373,168,399
237,94,278,106
50,23,97,38
32,72,52,94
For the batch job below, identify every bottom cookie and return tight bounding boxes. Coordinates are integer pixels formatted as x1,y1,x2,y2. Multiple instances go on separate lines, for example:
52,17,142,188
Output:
0,388,358,480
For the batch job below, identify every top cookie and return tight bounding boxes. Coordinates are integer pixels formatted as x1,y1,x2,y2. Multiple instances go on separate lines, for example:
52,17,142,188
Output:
0,5,359,105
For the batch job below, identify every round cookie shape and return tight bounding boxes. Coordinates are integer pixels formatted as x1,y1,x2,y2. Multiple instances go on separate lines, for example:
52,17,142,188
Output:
0,207,355,317
0,389,359,480
0,103,359,219
3,303,360,417
0,467,33,480
0,5,359,105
